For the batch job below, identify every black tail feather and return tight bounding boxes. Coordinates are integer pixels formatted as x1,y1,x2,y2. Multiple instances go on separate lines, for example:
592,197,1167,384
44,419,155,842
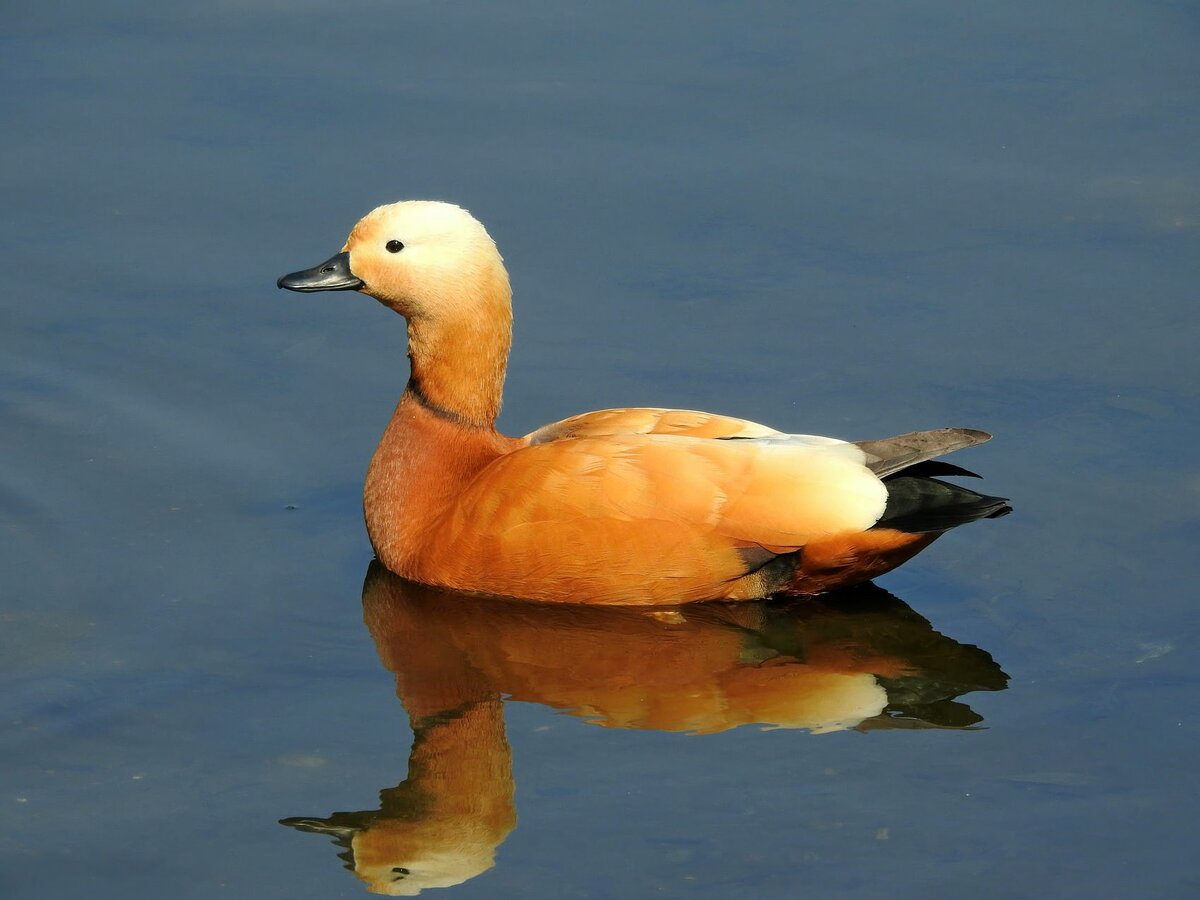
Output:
877,474,1011,534
897,460,982,479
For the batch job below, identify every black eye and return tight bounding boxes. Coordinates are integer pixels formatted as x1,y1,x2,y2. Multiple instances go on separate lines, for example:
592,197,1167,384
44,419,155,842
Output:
386,240,404,253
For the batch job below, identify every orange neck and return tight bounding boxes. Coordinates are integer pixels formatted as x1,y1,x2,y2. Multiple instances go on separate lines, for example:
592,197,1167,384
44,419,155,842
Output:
400,262,512,428
364,262,516,575
364,394,520,578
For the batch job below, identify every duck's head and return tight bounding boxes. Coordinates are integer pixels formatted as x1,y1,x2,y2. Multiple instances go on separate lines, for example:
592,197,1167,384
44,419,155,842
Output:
278,200,511,323
279,200,513,424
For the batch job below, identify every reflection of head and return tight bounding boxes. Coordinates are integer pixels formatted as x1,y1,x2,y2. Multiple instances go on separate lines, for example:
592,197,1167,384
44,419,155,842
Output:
283,698,516,896
348,814,514,896
283,813,510,896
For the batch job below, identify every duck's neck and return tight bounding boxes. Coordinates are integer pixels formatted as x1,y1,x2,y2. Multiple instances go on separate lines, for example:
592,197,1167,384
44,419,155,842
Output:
402,267,513,428
365,300,519,576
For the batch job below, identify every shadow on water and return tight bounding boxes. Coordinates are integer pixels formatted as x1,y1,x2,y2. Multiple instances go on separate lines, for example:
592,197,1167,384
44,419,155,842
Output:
281,563,1007,895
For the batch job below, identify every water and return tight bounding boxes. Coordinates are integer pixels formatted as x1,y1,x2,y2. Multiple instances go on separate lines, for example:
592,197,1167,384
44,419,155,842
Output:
2,1,1198,897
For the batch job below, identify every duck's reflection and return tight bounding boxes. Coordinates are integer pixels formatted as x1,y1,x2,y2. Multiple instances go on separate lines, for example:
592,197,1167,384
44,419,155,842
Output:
282,563,1007,895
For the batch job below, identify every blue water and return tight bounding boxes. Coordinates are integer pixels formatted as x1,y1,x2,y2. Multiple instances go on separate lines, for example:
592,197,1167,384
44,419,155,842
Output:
3,1,1199,897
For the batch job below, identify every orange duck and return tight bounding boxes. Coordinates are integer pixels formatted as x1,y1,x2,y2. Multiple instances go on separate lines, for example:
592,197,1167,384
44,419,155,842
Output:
278,201,1008,604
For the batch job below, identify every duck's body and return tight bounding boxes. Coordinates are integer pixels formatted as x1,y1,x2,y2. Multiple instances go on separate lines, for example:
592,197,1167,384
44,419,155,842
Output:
279,201,1008,605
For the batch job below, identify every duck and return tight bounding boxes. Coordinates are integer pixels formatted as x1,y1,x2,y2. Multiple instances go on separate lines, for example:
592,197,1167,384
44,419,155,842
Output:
278,201,1008,605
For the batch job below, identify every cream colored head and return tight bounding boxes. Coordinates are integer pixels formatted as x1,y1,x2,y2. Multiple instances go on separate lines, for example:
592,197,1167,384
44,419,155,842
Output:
342,201,511,323
351,829,506,896
279,199,514,425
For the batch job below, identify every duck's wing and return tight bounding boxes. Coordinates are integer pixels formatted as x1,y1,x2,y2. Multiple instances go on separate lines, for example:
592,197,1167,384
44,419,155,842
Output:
419,433,888,604
855,428,992,478
524,408,783,444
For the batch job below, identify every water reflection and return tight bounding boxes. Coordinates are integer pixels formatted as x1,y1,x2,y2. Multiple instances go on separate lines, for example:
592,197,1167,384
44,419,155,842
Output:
282,563,1007,895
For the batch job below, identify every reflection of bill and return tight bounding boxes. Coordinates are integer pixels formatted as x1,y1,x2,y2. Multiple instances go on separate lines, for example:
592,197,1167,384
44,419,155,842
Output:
282,563,1008,894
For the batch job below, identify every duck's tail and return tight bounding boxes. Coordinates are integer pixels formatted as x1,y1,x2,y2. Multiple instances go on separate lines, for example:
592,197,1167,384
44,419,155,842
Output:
769,430,1010,595
875,471,1011,534
854,427,1010,533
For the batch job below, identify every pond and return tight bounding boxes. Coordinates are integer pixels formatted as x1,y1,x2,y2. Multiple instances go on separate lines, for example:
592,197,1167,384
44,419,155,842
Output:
3,2,1198,897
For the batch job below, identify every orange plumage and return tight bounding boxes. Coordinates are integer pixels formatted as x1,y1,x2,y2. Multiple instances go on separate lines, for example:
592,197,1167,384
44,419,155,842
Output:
278,201,1008,604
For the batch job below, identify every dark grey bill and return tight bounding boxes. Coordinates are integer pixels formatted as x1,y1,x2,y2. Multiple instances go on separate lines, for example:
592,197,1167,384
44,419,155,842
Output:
277,251,363,292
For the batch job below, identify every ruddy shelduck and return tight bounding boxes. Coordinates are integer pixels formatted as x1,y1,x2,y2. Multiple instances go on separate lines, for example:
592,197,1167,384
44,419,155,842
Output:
278,201,1008,604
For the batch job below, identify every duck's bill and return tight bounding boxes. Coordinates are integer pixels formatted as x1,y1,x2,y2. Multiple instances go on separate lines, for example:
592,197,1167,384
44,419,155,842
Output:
277,252,364,292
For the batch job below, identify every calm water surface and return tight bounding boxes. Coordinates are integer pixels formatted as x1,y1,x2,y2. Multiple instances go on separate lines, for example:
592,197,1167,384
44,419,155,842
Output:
3,2,1199,897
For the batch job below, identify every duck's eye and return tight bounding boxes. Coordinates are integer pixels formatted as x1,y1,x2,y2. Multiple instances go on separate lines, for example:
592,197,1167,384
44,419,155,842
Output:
386,240,404,253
